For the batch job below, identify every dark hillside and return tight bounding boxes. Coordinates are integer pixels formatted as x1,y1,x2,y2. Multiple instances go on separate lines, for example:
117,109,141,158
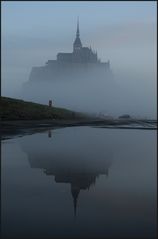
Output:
0,97,87,120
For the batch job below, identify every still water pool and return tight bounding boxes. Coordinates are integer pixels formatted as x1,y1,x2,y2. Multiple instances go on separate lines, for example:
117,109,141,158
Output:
1,127,157,238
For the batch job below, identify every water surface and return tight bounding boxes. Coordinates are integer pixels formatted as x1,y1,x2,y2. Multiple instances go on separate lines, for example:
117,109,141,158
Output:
1,126,157,238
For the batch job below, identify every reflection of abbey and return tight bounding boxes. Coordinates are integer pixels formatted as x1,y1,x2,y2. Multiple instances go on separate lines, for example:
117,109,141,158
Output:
29,157,109,216
29,19,111,82
21,129,112,216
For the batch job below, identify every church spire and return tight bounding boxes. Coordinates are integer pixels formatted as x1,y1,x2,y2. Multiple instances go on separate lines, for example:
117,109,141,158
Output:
73,17,82,52
76,17,80,37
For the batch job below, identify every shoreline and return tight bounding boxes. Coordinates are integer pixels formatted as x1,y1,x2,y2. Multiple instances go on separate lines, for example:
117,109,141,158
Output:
1,119,157,140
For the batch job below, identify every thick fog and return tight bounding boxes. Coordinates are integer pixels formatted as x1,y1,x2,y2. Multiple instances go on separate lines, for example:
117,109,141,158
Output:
2,2,157,118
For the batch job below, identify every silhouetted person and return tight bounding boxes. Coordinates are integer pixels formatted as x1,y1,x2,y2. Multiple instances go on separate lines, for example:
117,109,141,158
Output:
49,100,52,107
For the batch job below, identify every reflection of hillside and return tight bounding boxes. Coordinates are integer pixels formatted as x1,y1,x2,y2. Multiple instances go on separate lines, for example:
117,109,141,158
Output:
20,128,112,216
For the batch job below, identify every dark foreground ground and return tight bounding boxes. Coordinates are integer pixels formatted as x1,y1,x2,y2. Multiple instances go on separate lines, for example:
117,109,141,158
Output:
0,96,87,120
1,96,157,139
1,118,157,140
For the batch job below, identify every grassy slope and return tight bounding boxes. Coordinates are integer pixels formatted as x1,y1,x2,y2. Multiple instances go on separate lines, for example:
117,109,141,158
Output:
0,97,86,120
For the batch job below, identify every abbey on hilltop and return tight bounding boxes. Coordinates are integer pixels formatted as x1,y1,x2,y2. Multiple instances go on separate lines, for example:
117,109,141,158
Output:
29,19,111,82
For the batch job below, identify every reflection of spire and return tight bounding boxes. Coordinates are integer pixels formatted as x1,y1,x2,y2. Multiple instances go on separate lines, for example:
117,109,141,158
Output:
71,185,80,217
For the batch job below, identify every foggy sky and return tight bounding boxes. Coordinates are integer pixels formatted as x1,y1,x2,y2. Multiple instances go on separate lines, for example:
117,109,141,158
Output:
1,1,157,118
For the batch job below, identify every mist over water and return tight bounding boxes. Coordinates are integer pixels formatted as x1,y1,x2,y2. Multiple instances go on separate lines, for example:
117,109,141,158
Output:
5,67,155,119
2,67,157,118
